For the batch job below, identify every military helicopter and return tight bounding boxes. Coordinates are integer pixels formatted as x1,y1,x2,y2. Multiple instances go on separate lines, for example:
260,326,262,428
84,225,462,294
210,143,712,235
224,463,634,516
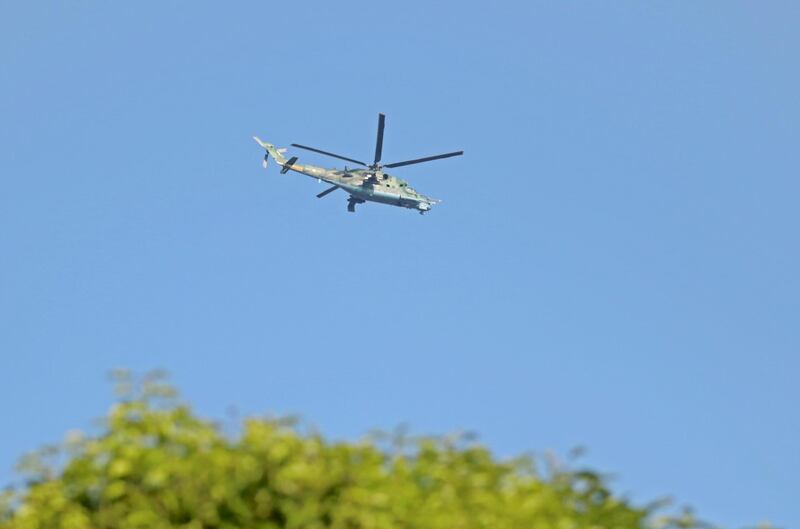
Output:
254,113,463,214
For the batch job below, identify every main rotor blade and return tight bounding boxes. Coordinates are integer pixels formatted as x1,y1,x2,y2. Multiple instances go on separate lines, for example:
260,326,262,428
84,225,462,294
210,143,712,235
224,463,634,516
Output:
290,144,367,166
383,150,464,169
316,185,341,198
374,113,385,165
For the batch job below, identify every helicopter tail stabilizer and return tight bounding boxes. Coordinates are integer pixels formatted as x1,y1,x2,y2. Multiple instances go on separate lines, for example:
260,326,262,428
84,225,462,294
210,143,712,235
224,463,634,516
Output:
280,157,298,174
253,136,288,166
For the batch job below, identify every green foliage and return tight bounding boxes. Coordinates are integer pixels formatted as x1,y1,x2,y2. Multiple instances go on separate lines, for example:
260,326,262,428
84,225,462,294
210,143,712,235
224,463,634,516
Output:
1,371,713,529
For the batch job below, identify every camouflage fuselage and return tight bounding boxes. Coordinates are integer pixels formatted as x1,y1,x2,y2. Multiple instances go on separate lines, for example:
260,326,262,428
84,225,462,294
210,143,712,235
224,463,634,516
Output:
284,161,436,212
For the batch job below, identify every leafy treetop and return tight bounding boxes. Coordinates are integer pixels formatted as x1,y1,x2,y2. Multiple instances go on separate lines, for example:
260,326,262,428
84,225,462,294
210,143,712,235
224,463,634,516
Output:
0,371,716,529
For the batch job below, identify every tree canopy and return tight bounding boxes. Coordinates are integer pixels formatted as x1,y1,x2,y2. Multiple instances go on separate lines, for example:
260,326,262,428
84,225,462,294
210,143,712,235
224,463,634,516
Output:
1,372,713,529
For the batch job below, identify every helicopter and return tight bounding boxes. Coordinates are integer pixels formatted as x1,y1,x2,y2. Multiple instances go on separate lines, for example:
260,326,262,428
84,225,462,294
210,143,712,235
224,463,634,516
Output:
254,113,463,214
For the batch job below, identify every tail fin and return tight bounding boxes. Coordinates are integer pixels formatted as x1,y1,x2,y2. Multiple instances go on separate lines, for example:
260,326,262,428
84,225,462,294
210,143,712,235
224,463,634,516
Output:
253,136,288,165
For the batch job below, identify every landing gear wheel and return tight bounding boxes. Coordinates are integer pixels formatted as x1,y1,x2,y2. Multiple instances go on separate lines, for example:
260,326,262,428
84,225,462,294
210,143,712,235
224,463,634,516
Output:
347,198,365,213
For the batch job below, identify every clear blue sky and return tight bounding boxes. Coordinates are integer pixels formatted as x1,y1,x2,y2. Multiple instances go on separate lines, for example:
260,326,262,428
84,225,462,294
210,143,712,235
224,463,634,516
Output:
1,2,797,527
